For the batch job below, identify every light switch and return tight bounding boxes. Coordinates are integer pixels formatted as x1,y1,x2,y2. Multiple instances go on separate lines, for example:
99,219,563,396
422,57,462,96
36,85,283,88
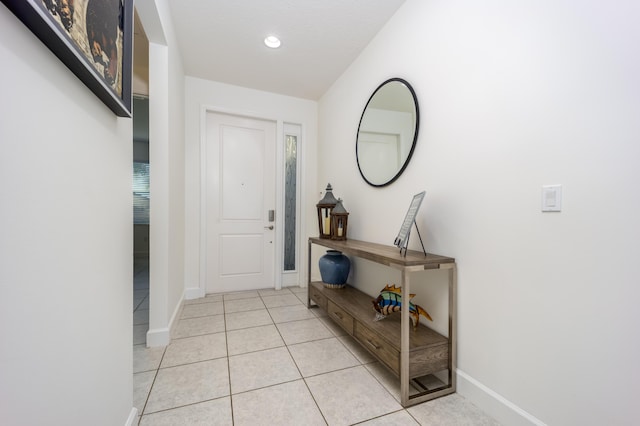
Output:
542,185,562,212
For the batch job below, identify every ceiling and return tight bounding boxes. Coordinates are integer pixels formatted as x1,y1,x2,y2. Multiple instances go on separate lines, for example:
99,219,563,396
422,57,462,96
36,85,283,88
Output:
163,0,406,100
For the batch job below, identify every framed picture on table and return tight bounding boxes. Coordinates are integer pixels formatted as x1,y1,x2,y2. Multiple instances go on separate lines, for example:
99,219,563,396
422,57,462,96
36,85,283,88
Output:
394,191,426,256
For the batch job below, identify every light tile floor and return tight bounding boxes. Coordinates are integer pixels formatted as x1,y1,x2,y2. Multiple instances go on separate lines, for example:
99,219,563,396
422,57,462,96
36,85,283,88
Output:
132,262,500,425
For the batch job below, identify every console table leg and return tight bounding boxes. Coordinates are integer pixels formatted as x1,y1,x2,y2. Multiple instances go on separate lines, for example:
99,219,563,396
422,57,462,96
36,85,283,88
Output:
307,240,312,308
445,263,457,390
400,268,411,406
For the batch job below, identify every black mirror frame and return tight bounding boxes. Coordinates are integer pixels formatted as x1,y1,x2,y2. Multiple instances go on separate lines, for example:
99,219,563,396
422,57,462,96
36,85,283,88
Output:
356,78,420,187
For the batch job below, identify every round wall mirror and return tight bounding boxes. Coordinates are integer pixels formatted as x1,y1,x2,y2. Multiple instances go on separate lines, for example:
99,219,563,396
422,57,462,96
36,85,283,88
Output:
356,78,419,187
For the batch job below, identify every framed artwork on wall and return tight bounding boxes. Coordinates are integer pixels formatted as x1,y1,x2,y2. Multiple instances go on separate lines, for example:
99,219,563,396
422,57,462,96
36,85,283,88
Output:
2,0,133,117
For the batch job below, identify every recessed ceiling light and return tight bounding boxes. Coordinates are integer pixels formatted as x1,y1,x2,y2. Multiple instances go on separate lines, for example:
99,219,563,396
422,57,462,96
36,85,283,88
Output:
264,35,281,49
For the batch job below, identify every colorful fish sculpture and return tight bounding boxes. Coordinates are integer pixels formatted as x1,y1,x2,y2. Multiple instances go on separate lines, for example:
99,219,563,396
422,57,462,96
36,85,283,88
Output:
372,284,432,329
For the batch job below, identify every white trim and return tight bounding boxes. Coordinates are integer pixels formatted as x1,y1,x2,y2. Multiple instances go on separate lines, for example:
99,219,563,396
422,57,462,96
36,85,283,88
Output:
185,286,205,300
147,40,170,351
198,104,307,294
457,369,547,426
274,119,284,290
146,327,169,347
298,123,308,288
281,123,303,287
146,291,184,347
198,105,208,297
124,408,138,426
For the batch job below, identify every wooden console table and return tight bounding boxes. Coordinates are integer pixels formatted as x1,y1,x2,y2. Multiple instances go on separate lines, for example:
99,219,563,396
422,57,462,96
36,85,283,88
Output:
307,237,457,407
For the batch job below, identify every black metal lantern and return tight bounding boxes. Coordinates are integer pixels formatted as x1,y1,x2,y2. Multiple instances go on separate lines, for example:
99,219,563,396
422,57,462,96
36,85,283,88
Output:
316,183,338,239
330,198,349,241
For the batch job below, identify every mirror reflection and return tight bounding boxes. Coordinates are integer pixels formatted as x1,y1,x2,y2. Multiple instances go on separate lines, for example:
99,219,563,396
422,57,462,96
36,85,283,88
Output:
356,78,419,187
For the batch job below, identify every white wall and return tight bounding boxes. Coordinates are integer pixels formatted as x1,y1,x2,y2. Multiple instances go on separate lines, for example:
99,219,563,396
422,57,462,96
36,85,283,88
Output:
0,5,133,425
318,0,640,425
167,28,186,334
183,77,318,296
137,0,186,347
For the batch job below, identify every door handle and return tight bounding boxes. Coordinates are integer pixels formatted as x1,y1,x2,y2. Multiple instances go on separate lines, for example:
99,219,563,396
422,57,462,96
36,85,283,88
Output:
264,225,274,230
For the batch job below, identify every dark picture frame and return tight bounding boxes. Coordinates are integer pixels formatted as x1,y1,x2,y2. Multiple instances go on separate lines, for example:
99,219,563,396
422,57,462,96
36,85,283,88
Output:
2,0,133,117
394,191,426,255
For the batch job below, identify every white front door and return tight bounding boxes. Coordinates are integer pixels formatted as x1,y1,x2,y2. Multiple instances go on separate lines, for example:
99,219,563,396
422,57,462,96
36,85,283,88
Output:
205,112,276,293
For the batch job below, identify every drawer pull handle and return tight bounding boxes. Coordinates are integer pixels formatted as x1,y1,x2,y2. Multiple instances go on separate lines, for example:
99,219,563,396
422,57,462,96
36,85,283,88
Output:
366,339,381,350
333,312,344,320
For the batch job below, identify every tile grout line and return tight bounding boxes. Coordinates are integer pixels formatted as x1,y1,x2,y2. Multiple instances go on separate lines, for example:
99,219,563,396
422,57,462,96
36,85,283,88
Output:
223,300,236,426
349,408,412,425
138,396,230,421
138,345,167,423
226,288,295,423
131,287,491,424
136,287,374,424
267,294,331,426
294,293,409,424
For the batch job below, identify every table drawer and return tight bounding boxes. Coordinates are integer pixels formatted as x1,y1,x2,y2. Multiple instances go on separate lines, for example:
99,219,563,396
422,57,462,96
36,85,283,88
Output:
354,321,400,374
327,300,354,335
309,285,327,310
409,342,449,378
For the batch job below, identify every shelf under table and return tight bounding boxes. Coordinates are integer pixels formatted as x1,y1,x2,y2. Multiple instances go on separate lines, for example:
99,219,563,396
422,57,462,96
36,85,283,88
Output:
310,281,449,379
307,237,457,406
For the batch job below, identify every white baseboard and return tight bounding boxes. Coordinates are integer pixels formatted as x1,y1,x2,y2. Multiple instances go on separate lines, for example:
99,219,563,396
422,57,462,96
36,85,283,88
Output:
169,292,185,337
146,326,170,347
146,291,185,347
124,407,138,426
456,369,546,426
185,286,205,300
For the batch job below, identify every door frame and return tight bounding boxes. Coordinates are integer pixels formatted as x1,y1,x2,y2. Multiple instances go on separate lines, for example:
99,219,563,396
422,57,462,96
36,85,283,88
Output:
198,105,306,294
281,123,303,287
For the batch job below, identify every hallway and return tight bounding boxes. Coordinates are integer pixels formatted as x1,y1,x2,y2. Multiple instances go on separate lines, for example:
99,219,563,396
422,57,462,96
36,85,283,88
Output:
131,268,499,425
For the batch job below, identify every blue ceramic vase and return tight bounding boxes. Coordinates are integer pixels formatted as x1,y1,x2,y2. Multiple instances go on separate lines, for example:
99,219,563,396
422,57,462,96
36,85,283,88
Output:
319,250,350,288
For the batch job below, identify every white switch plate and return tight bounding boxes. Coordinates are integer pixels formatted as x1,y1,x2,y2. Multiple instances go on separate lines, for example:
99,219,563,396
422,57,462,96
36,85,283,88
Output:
542,185,562,212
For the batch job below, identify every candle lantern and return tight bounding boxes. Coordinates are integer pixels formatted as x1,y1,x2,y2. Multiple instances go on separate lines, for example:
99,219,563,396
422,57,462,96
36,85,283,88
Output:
316,183,338,239
330,198,349,241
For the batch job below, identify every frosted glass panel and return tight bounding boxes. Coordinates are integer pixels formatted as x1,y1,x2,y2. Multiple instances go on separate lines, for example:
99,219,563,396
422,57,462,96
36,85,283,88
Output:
284,135,297,271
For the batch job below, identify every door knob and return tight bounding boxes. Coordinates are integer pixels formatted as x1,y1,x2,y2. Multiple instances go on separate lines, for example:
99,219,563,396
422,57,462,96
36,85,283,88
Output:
264,225,274,230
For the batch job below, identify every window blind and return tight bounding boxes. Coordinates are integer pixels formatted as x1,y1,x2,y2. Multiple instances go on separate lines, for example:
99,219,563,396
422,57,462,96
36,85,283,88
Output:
133,162,150,224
